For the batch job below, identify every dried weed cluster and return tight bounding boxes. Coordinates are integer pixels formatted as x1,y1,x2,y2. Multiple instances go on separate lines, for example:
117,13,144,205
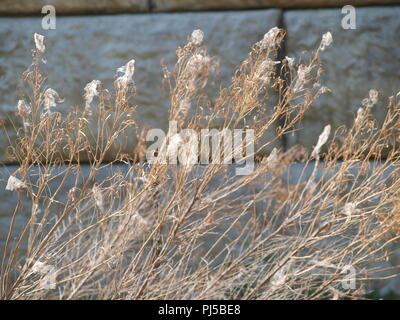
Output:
1,28,400,300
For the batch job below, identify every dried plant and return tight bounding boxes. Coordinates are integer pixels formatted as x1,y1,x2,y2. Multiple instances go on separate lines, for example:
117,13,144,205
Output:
0,28,399,300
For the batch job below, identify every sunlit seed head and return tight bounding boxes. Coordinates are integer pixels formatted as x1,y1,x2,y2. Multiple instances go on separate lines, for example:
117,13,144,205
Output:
362,89,379,108
34,33,45,54
355,107,365,125
319,32,333,51
285,56,295,68
311,125,331,158
186,54,211,74
190,29,204,46
92,184,104,211
43,88,64,114
5,175,27,191
369,89,379,105
263,147,279,169
84,80,101,111
115,59,135,89
17,100,31,117
259,27,281,49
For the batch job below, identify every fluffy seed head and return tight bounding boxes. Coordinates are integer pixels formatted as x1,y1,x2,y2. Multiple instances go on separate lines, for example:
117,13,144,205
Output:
190,29,204,46
186,54,211,74
115,59,135,89
320,32,333,51
6,175,27,191
344,202,359,223
362,89,379,108
311,125,331,158
92,184,104,211
17,100,31,118
259,27,281,49
285,56,295,68
34,33,45,54
355,107,365,125
84,80,101,111
263,147,279,169
369,89,379,105
43,88,64,114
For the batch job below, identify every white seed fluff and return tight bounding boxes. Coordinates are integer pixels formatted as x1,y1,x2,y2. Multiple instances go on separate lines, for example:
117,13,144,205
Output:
84,80,101,111
34,33,45,54
115,59,135,88
320,32,333,51
5,176,27,191
311,125,331,158
190,29,204,46
17,100,31,117
285,56,295,68
43,88,63,114
259,27,280,49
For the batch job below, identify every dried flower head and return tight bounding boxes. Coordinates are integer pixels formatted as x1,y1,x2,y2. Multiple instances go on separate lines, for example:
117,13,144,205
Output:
319,32,333,51
31,260,57,290
5,175,27,191
317,86,331,95
255,60,280,83
259,27,281,49
92,184,104,211
311,125,331,158
115,59,135,89
34,33,45,54
344,202,359,223
43,88,64,114
190,29,204,46
270,262,290,291
293,64,310,93
16,100,31,118
84,80,101,112
31,260,46,273
362,89,379,108
186,54,211,75
183,53,212,91
355,107,365,125
68,187,78,201
297,65,308,82
285,56,295,68
263,147,279,169
369,89,379,105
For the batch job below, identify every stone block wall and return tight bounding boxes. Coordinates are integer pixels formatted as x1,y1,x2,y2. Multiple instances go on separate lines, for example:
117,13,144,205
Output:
1,1,399,14
0,0,400,297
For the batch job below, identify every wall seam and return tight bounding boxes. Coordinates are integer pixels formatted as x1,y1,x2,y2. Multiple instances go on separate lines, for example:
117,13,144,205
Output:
277,9,288,151
148,0,155,12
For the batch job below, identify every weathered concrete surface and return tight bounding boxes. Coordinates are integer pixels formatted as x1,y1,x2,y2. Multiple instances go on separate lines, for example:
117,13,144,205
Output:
0,1,148,15
284,7,400,150
153,0,400,11
0,10,282,163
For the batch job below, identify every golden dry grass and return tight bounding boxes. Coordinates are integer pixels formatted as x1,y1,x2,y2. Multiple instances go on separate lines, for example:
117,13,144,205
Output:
1,28,399,300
